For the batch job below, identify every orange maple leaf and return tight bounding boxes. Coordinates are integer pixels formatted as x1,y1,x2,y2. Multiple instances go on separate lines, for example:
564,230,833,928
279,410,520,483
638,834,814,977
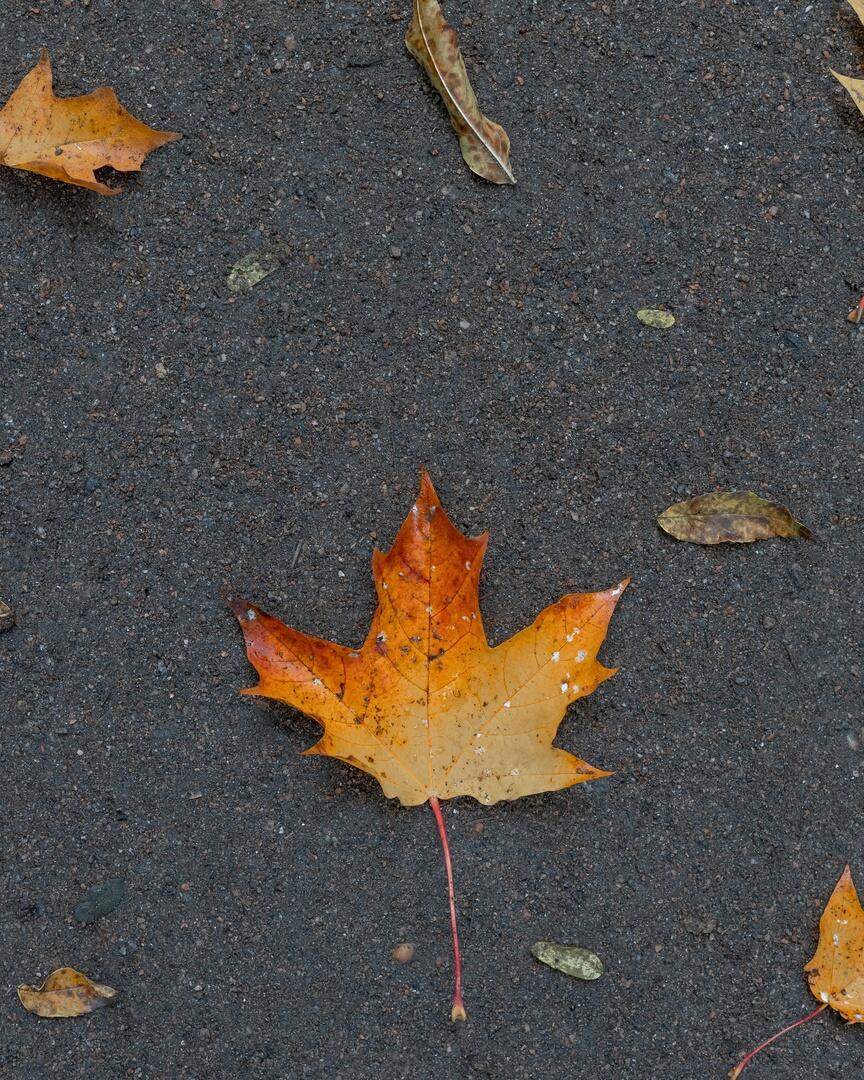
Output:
0,50,179,194
731,865,864,1077
233,472,626,1019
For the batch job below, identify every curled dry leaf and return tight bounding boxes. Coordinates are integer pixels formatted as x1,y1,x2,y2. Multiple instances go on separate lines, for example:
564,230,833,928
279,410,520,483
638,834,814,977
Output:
233,470,626,1020
0,50,179,194
831,0,864,118
532,941,603,980
658,491,812,545
805,865,864,1022
18,967,117,1018
0,597,13,632
406,0,514,184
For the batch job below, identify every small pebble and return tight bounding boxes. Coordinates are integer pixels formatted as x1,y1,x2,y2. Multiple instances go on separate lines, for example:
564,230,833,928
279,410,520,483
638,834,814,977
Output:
391,943,415,964
389,245,402,259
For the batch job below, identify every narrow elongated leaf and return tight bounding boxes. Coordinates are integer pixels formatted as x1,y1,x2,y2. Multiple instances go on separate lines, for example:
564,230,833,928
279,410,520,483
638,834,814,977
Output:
18,967,117,1018
658,491,812,545
406,0,514,184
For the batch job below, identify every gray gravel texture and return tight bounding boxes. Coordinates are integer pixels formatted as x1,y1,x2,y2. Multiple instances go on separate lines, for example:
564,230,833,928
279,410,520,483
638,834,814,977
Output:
1,1,863,1078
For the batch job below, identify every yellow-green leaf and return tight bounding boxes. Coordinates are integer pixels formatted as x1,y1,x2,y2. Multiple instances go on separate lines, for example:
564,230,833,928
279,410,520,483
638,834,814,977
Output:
18,967,117,1018
658,491,812,545
227,252,279,293
636,308,675,328
406,0,514,184
532,942,603,980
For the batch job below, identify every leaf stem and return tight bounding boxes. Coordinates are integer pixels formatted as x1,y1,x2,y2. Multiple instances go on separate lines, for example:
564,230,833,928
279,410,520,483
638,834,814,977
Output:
428,796,466,1021
729,1002,827,1077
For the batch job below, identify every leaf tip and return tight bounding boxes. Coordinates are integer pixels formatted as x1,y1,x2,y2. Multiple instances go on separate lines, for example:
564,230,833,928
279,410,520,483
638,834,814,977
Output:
418,466,439,503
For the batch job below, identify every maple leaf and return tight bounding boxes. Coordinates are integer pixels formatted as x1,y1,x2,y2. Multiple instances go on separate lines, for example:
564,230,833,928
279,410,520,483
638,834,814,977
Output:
406,0,514,184
0,51,179,194
730,865,864,1077
232,471,626,1019
232,472,624,808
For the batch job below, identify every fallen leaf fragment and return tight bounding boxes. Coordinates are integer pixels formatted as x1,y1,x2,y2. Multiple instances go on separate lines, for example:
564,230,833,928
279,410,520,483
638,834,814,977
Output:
658,491,812,545
74,878,126,924
730,864,863,1076
391,943,416,964
0,597,13,632
0,50,179,194
636,308,675,328
532,941,603,980
831,1,864,119
18,967,117,1018
848,294,864,324
233,470,626,1020
406,0,514,184
805,864,864,1022
227,252,280,293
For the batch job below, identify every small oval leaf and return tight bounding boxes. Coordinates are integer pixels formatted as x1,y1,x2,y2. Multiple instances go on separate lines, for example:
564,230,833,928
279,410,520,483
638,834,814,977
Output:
658,491,812,545
636,308,675,328
531,941,603,980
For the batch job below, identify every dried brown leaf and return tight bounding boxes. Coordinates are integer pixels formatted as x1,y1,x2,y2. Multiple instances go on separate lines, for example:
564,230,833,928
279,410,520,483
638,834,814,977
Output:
658,491,812,545
406,0,514,184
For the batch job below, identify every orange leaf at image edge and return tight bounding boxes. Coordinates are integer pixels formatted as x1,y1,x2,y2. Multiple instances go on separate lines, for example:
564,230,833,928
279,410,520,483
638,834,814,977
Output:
0,50,179,193
805,864,864,1023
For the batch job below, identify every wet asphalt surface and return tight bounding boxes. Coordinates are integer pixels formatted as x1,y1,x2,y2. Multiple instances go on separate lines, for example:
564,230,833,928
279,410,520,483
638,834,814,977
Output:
1,1,863,1077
